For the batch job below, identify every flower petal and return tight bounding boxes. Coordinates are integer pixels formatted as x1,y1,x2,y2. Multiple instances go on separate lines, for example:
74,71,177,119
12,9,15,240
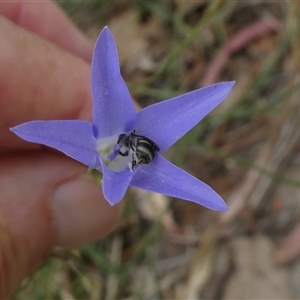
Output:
91,27,135,139
101,163,134,205
134,81,235,152
131,155,228,211
11,120,99,168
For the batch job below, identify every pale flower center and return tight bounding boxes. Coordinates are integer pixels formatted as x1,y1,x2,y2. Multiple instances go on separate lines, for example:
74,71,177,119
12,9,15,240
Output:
96,135,131,172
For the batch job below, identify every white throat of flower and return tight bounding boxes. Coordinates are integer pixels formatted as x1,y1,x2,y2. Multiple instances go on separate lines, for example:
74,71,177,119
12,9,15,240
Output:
96,135,131,172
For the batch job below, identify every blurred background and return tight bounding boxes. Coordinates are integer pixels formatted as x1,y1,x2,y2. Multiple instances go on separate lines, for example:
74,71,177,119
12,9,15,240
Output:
14,0,300,299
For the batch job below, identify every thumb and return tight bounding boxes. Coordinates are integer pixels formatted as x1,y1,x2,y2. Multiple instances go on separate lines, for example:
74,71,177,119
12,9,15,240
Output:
0,151,119,298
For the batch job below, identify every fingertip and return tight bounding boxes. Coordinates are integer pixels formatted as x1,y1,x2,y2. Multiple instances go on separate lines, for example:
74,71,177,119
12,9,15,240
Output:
0,1,94,62
0,16,92,149
50,174,120,249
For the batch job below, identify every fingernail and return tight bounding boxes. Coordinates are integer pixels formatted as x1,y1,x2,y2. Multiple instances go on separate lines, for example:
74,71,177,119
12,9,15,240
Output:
50,175,119,248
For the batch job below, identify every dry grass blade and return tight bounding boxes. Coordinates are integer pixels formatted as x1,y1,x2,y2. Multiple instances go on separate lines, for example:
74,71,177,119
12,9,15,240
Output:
201,18,282,86
249,104,300,209
128,266,158,299
104,235,123,300
219,132,276,225
155,248,195,273
132,188,183,234
275,222,300,265
86,273,103,300
158,267,187,299
185,227,219,299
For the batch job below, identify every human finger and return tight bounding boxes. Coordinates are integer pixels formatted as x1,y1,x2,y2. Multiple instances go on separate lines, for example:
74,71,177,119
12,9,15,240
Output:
0,1,93,62
0,16,91,150
0,151,119,298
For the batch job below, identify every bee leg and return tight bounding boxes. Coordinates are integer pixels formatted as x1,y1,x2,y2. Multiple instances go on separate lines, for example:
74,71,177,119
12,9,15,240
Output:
132,160,137,170
131,153,138,170
119,149,129,157
139,158,146,165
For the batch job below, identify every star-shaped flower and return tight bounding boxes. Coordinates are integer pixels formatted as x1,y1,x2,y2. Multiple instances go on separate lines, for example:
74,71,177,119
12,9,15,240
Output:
11,27,235,210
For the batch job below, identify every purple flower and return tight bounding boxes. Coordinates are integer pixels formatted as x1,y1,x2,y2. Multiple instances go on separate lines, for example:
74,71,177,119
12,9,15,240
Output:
11,27,235,210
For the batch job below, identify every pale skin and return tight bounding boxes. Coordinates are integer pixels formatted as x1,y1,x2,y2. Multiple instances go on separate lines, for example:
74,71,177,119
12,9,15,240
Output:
0,2,120,297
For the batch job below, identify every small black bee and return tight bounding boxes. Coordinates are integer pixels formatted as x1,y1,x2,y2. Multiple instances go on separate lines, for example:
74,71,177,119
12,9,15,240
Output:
117,130,160,170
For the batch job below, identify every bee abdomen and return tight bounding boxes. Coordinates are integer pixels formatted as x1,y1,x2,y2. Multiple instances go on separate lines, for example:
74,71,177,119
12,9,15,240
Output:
136,141,156,164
